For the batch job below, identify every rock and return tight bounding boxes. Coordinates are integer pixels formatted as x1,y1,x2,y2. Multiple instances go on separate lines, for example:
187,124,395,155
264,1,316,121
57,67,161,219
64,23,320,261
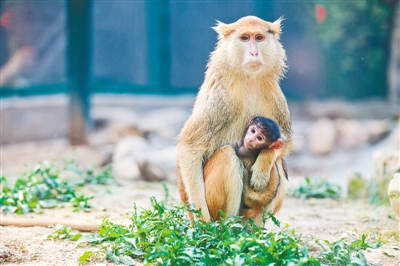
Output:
388,173,400,220
371,151,400,203
91,106,139,126
335,119,367,150
112,136,148,180
145,146,177,172
291,120,310,154
139,161,165,181
372,151,400,179
107,122,147,144
89,121,146,146
0,245,12,259
366,120,391,144
137,107,190,140
112,158,141,180
98,144,114,166
112,136,177,182
308,118,337,155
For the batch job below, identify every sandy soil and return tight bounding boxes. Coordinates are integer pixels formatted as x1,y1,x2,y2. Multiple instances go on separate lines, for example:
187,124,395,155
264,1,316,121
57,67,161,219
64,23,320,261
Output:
1,140,399,266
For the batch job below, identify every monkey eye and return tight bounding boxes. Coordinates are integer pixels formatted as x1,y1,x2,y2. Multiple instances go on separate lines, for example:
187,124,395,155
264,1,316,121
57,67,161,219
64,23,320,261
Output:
240,34,250,42
255,35,265,41
257,136,263,141
251,128,256,133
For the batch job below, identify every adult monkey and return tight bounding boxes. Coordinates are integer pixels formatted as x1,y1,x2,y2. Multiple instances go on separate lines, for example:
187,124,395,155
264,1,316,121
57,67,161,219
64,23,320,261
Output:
177,16,293,222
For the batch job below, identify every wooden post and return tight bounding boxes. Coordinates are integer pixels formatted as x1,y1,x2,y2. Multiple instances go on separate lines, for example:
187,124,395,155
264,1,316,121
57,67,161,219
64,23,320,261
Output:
145,1,170,93
66,0,92,145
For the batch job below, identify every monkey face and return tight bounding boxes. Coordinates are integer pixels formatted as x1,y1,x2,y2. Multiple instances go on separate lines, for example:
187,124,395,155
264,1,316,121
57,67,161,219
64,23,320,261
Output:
239,32,266,73
213,16,287,77
244,125,269,150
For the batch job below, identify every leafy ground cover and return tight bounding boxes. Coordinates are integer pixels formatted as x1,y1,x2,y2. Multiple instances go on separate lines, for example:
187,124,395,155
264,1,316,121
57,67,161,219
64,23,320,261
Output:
1,157,398,265
0,159,114,215
45,198,380,266
290,177,342,199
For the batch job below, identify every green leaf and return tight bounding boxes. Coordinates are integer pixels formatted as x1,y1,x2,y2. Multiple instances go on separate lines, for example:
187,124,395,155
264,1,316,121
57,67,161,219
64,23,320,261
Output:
71,233,82,241
119,255,135,265
131,249,145,256
78,251,93,263
382,251,395,258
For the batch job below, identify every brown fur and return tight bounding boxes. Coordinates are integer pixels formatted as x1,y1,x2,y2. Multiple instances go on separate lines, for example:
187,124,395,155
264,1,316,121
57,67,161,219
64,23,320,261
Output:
202,146,285,226
203,146,243,221
177,16,293,222
240,160,285,219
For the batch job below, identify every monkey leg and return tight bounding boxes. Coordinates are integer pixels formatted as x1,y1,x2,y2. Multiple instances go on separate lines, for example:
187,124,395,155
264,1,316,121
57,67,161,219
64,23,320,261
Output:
204,145,244,221
240,163,284,226
177,166,194,220
267,159,287,214
250,148,278,191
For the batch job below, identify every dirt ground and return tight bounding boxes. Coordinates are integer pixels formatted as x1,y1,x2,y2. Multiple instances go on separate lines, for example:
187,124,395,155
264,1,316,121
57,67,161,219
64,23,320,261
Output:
1,140,399,266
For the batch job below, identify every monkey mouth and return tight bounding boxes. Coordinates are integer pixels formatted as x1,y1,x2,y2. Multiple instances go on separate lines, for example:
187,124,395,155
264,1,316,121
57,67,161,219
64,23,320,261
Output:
244,142,256,149
247,61,261,66
245,61,262,71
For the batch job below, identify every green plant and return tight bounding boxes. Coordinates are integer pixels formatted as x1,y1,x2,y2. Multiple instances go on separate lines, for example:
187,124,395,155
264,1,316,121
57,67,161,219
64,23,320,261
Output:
0,159,111,214
298,1,395,99
42,198,379,265
291,177,342,199
45,224,83,241
72,199,317,265
63,157,116,186
316,235,380,266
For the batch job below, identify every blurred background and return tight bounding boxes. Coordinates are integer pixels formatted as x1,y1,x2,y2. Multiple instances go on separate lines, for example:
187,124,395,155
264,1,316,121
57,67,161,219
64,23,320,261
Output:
0,1,397,98
1,0,399,193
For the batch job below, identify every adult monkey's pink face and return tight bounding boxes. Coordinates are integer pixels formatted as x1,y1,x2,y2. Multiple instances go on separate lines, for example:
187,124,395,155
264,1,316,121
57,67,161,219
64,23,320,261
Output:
213,16,285,76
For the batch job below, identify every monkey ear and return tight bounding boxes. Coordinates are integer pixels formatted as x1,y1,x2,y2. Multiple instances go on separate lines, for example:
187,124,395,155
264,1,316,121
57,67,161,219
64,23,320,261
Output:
247,115,258,126
269,138,284,149
270,16,284,38
213,20,235,38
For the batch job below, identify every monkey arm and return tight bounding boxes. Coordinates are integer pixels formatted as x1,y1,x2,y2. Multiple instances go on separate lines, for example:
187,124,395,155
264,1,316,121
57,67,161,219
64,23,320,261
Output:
177,143,211,221
249,148,278,191
177,87,236,222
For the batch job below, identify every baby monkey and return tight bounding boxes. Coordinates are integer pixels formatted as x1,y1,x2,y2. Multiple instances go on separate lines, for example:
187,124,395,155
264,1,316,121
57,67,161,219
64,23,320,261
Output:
237,116,285,220
204,116,285,222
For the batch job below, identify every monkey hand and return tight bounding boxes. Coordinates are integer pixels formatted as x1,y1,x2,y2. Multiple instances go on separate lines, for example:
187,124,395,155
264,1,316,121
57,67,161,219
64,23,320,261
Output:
249,169,270,191
249,149,276,191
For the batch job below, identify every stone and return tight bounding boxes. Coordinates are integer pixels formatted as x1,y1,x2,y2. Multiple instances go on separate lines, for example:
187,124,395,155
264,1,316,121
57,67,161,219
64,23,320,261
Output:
112,157,141,180
0,245,12,259
366,120,391,144
137,107,190,140
145,146,177,172
388,173,400,220
112,136,148,180
371,151,400,203
308,118,336,155
107,122,147,144
291,120,309,154
139,161,165,181
335,119,367,150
